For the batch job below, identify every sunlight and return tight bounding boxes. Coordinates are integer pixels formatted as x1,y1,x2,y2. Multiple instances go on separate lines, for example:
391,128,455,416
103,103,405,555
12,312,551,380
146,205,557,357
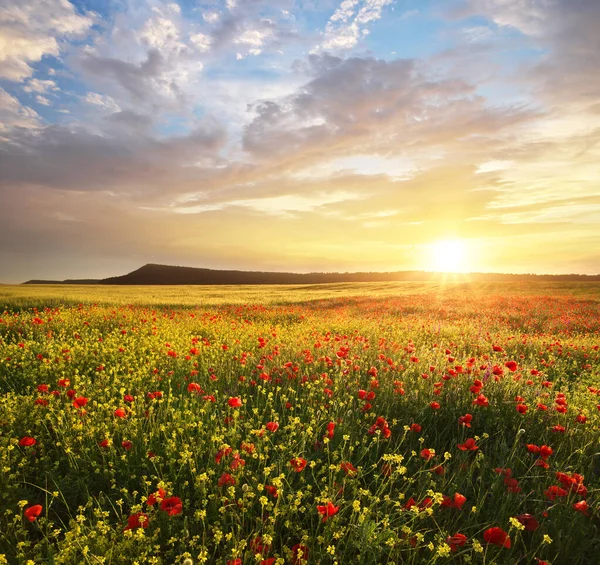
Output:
428,239,469,273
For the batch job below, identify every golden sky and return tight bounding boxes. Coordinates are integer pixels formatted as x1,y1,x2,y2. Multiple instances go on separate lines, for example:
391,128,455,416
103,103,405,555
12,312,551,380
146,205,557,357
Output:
1,0,599,282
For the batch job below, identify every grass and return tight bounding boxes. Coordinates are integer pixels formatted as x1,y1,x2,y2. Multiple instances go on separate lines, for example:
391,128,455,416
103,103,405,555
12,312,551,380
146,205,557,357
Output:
0,282,599,564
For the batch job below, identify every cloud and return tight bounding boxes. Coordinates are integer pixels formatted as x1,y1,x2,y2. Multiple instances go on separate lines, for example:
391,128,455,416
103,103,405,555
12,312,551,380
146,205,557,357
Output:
0,0,93,81
316,0,394,52
0,87,40,133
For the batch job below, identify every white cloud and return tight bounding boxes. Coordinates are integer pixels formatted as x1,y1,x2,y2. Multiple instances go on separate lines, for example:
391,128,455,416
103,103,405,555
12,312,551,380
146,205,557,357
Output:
0,0,93,81
23,78,59,94
84,92,121,113
190,32,212,53
35,94,52,106
0,87,40,132
317,0,394,52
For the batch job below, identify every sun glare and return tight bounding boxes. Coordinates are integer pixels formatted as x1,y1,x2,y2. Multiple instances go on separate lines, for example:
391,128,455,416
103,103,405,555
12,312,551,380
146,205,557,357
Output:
428,239,469,273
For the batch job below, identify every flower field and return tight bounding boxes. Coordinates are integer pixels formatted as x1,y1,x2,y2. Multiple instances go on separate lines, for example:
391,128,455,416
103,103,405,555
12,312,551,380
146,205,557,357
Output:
1,283,599,564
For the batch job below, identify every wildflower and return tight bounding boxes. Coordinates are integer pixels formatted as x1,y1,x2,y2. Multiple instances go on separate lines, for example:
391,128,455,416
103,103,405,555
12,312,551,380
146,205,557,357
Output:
228,397,242,408
457,438,479,451
187,382,203,393
446,533,467,552
545,486,568,500
515,514,539,531
410,423,422,433
420,448,434,461
317,501,340,522
483,527,511,548
340,462,357,476
24,505,42,522
124,394,134,403
72,396,88,408
266,421,279,432
290,457,307,472
160,497,182,516
473,394,489,407
573,500,590,516
19,437,36,447
516,403,528,414
114,408,127,418
540,445,553,459
291,544,309,565
218,473,235,487
458,413,472,427
430,401,440,410
124,512,149,530
326,422,335,439
147,488,167,506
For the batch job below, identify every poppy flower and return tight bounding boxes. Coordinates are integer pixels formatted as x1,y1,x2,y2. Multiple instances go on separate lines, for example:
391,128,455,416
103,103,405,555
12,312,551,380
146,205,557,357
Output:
228,397,242,408
19,436,37,447
124,512,149,530
215,447,232,463
227,560,242,565
121,440,133,450
420,448,434,461
24,504,42,522
290,457,307,472
458,413,472,427
573,500,590,516
187,382,203,393
326,422,335,439
457,438,479,451
266,421,279,432
446,533,467,552
160,496,182,516
516,404,528,414
340,462,357,475
218,473,235,487
98,439,109,448
540,445,553,459
114,408,127,418
264,485,278,498
147,488,167,506
441,493,466,509
430,401,440,410
526,444,540,454
72,396,88,408
483,527,511,548
317,501,340,522
123,394,134,403
410,423,422,433
516,514,539,531
505,361,518,372
545,485,568,500
473,394,489,407
291,544,309,565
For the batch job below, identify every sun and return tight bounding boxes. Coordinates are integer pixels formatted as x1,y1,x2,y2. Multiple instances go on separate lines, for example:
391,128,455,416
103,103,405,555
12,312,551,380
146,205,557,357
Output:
428,239,469,273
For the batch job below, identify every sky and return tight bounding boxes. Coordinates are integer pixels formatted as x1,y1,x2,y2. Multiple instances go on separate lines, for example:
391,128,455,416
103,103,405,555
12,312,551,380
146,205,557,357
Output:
1,0,599,283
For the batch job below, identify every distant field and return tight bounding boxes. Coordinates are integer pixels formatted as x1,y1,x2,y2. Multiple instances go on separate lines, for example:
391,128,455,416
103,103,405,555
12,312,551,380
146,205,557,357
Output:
1,282,599,564
2,280,600,309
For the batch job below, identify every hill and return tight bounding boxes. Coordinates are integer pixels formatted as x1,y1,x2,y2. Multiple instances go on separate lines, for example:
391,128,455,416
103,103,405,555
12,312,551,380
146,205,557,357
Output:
22,263,600,285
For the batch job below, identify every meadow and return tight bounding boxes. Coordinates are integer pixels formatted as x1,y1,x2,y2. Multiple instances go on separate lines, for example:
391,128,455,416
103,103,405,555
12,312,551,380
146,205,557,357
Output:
0,281,599,564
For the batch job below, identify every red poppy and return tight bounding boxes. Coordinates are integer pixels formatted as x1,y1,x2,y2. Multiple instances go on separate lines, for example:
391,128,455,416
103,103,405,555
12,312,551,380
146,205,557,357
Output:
24,504,42,522
516,404,528,414
37,384,49,393
124,512,149,530
545,485,568,500
124,394,134,403
19,436,37,447
227,560,242,565
441,493,466,509
340,462,357,475
215,447,233,464
540,445,553,459
483,527,511,548
472,394,489,407
291,544,309,565
218,473,235,487
290,457,307,472
410,423,422,433
317,501,340,522
446,533,467,552
326,422,335,439
527,444,540,454
505,361,518,372
121,440,133,450
147,488,167,506
430,401,440,410
573,500,590,515
266,421,279,432
516,514,539,531
160,496,182,516
228,397,242,408
264,485,278,498
457,438,479,451
98,439,109,448
420,448,434,461
114,408,127,418
72,396,88,408
187,382,203,393
458,413,473,427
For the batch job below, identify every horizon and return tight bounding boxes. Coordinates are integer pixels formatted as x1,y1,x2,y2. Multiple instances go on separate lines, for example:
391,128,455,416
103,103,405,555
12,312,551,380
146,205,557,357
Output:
6,261,600,285
1,0,599,283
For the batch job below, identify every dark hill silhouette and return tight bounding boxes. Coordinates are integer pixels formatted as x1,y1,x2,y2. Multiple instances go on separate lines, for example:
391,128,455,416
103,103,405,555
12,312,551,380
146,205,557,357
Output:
23,263,600,285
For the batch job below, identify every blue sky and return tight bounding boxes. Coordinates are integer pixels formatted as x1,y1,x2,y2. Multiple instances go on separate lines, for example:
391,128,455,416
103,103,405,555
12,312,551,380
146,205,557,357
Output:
1,0,600,282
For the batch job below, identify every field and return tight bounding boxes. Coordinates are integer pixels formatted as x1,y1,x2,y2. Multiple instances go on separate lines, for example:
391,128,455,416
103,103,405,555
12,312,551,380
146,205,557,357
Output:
1,282,599,564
